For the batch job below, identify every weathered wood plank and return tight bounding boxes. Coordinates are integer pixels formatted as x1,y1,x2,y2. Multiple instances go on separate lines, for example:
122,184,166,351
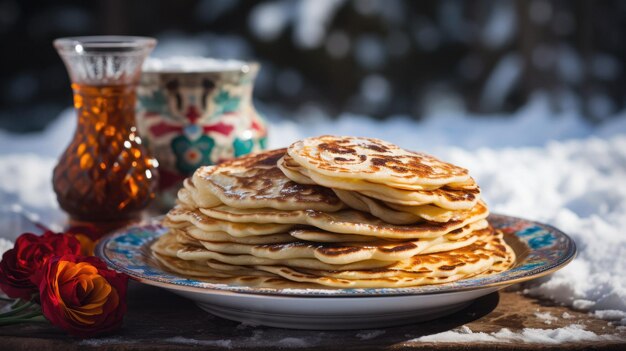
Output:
0,282,624,350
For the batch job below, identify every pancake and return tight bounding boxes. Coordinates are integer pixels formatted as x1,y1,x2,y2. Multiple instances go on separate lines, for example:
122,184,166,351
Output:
298,229,511,279
192,224,491,265
252,230,512,288
154,252,239,278
288,220,489,243
191,149,344,212
165,206,294,237
288,222,486,243
332,189,420,225
476,230,517,275
279,153,479,191
198,201,489,239
203,259,281,277
152,233,328,286
153,252,321,289
176,188,195,209
174,229,204,247
279,154,480,210
179,177,222,209
206,259,274,275
333,189,467,224
287,135,471,187
151,230,187,257
176,245,393,271
153,224,514,289
254,264,484,288
180,226,297,244
290,229,379,243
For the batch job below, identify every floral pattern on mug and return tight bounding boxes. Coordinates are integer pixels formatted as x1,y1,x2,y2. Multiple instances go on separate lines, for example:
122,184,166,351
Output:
211,89,240,118
171,134,215,175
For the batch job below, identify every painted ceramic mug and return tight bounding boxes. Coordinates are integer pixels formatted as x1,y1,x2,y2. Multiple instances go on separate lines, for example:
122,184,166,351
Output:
136,58,267,205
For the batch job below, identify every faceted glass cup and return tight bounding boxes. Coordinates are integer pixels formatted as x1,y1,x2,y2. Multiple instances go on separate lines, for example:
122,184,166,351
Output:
52,36,159,235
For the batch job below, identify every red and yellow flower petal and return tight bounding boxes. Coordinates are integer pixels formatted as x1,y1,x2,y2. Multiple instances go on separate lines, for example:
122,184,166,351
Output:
38,255,128,337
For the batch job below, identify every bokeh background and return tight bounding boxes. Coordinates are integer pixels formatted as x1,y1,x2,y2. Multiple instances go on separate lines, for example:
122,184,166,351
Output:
0,0,625,133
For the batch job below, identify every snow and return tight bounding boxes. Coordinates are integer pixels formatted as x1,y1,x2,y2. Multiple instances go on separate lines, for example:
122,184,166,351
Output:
593,310,626,322
481,0,516,48
248,1,291,42
78,337,133,346
0,92,625,338
534,312,558,325
0,154,57,210
266,93,616,149
356,329,386,340
354,35,386,69
80,336,233,348
276,337,310,348
557,44,584,83
294,0,345,49
164,336,233,348
413,325,621,344
479,53,522,111
0,238,12,256
248,0,346,49
591,53,622,81
143,57,246,72
360,75,391,105
150,32,252,60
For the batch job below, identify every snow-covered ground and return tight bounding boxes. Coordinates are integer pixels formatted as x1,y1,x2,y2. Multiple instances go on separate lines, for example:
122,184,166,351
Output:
0,94,625,340
413,324,621,344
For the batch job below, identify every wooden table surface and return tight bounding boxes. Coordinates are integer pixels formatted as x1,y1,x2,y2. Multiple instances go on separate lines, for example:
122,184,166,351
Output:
0,281,624,350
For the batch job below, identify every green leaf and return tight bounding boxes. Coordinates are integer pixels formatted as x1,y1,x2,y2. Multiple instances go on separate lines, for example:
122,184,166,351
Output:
213,90,241,115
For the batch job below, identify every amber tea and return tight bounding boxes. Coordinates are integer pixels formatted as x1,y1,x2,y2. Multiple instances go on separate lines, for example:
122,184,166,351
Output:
53,36,158,233
53,83,159,223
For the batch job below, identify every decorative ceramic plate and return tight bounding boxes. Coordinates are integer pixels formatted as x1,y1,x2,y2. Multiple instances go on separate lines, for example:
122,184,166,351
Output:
96,214,576,329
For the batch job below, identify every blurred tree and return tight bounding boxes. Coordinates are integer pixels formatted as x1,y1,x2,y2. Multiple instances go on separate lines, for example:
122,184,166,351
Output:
0,0,624,132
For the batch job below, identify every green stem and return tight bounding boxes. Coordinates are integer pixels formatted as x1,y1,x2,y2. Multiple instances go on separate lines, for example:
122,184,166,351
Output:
0,296,14,302
8,310,42,320
0,308,44,324
0,314,46,326
10,299,25,308
0,300,36,318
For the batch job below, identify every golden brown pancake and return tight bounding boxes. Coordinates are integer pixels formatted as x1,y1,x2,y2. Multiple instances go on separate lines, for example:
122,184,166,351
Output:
252,229,514,288
191,149,344,212
198,201,489,239
190,224,491,265
279,153,480,210
176,226,297,245
287,135,470,186
165,206,294,237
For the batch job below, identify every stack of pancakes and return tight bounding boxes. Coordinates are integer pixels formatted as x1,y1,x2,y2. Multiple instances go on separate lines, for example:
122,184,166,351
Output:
152,136,515,289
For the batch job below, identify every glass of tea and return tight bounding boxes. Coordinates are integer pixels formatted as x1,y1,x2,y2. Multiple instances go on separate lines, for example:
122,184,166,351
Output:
53,36,159,236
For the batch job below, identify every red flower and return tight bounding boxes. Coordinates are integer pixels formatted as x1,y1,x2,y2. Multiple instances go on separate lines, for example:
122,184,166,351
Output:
38,255,128,337
0,231,80,300
66,226,100,256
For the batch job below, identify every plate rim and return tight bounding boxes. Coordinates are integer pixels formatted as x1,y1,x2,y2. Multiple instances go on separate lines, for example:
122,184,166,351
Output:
95,213,577,298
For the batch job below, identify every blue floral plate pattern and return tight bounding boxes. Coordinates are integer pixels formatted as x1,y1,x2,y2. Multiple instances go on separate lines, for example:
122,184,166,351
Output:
95,214,576,297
